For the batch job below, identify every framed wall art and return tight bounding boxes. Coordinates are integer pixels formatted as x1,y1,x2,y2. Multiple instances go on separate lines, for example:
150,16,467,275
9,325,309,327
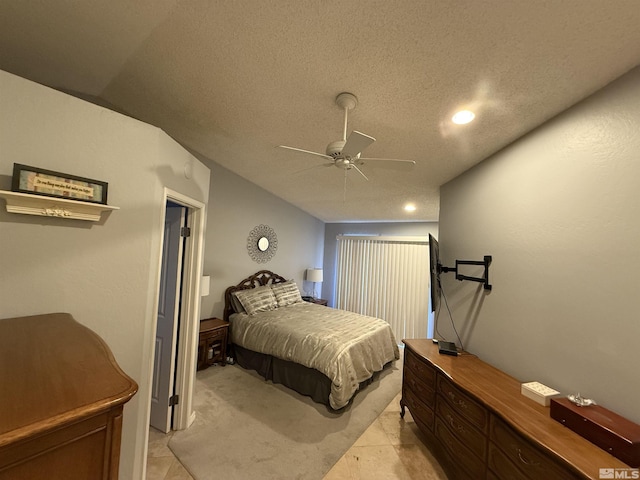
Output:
11,163,108,204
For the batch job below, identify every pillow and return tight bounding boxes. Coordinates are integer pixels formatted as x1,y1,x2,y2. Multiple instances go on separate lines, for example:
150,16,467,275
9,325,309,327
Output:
230,292,246,314
271,280,303,307
234,285,278,315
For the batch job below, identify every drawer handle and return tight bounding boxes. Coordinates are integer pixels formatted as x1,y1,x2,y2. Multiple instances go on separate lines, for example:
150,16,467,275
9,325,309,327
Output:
517,448,541,467
447,391,468,409
445,414,466,434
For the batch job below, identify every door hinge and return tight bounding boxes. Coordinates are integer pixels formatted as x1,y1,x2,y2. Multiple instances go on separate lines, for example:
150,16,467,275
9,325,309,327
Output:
169,394,180,406
180,227,191,237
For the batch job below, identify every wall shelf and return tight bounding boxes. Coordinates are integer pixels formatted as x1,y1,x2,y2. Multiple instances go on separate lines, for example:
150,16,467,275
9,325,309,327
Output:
0,190,119,221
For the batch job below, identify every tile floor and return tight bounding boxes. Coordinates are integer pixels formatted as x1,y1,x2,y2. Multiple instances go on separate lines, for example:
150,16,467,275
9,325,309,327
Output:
146,428,193,480
323,393,447,480
146,392,447,480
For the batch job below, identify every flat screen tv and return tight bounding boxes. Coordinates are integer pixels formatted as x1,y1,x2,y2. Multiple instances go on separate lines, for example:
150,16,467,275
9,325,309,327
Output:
429,234,441,314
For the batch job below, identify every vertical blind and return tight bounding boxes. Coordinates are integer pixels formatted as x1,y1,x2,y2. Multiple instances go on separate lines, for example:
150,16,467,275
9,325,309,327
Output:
335,236,431,342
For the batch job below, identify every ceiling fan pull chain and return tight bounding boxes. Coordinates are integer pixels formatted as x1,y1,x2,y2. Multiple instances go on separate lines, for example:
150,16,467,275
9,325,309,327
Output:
343,169,347,202
342,106,349,142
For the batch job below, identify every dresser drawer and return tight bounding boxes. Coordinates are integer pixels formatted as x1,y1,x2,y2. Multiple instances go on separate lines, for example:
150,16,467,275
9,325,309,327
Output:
202,329,226,342
403,366,435,408
487,469,505,480
435,417,485,479
437,394,487,460
489,416,582,480
404,348,436,386
403,388,435,431
488,441,534,480
438,375,488,432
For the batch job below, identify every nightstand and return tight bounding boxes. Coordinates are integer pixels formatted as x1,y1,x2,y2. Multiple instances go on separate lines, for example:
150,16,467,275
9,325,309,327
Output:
303,297,328,306
198,318,229,370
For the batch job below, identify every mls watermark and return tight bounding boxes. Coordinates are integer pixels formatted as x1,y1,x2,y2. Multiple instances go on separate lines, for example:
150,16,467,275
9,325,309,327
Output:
600,468,640,479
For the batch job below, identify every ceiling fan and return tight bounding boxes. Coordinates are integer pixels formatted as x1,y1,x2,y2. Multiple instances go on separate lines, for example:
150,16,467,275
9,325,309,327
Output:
277,92,416,184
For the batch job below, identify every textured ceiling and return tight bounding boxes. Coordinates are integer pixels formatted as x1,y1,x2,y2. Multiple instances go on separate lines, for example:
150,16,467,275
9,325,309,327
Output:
1,1,640,222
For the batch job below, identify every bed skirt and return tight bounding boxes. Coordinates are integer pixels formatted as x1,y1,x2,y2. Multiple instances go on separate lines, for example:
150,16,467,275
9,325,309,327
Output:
233,344,333,406
233,344,390,410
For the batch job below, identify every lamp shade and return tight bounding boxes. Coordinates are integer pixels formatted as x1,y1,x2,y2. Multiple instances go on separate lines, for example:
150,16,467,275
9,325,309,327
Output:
306,268,323,283
200,275,211,297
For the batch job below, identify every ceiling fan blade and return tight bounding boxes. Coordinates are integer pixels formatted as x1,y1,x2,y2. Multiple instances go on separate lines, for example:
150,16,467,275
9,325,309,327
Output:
341,131,375,158
358,158,416,171
358,158,416,165
351,164,369,181
277,145,332,160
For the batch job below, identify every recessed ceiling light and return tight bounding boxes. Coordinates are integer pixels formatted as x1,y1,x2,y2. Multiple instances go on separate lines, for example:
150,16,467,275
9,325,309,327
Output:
404,203,416,212
452,110,475,125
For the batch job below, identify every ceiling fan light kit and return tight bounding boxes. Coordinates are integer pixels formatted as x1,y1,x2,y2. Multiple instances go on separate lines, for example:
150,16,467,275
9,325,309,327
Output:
277,92,416,191
452,109,475,125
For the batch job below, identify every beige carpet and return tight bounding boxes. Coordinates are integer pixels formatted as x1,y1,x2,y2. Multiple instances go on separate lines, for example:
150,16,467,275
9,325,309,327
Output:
169,356,402,480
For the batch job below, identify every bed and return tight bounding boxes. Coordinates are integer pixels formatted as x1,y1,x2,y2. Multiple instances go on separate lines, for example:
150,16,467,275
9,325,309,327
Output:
223,270,400,410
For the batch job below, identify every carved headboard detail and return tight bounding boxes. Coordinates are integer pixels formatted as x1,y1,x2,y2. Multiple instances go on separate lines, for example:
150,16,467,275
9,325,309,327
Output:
223,270,288,321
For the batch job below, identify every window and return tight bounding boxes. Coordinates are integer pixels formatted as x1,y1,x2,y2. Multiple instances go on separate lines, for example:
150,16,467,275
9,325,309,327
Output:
335,236,431,341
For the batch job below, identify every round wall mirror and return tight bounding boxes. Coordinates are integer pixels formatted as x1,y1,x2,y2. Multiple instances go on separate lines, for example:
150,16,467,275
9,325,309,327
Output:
247,225,278,263
257,236,269,251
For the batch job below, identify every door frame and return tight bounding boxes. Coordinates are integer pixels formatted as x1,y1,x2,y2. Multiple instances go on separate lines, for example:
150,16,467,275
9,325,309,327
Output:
154,187,206,430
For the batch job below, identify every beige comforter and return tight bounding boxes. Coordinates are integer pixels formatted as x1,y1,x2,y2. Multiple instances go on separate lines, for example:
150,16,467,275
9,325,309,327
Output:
230,302,400,409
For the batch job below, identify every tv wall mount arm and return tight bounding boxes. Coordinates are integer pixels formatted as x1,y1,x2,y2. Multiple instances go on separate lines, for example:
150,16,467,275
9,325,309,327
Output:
440,256,493,291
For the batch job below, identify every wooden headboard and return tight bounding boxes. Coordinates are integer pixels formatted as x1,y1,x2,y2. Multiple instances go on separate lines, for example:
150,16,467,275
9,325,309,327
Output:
223,270,288,321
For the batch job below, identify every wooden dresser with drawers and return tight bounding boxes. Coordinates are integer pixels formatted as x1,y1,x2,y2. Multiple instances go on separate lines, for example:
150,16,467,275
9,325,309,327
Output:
401,339,631,480
0,313,138,479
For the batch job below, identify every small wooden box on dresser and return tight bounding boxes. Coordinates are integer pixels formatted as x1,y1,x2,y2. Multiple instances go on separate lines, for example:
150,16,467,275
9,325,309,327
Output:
197,318,229,370
400,339,632,480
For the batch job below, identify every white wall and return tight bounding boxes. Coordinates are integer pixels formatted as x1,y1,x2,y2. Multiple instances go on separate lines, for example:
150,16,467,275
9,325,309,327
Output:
438,66,640,423
195,157,326,319
0,70,210,478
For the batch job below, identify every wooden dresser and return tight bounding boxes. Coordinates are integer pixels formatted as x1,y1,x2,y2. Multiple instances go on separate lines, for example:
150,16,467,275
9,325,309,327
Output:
0,313,138,480
401,339,632,480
